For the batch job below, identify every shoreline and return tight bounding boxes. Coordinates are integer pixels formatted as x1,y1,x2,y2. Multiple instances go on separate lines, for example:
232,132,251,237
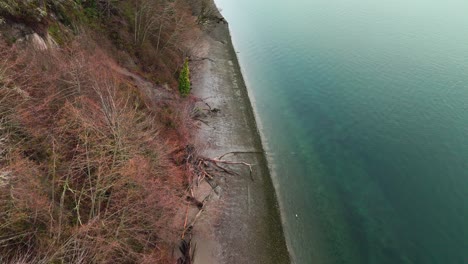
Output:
189,1,291,263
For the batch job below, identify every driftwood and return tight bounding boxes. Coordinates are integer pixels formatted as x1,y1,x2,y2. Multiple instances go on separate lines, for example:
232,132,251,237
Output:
216,151,262,160
193,96,220,113
180,193,210,240
188,56,216,63
181,204,189,239
203,158,255,181
183,148,260,188
177,239,195,264
178,148,260,262
186,195,204,209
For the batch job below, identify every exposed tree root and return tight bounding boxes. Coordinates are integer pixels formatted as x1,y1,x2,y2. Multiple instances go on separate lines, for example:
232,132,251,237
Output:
178,147,259,262
203,158,255,181
216,151,263,160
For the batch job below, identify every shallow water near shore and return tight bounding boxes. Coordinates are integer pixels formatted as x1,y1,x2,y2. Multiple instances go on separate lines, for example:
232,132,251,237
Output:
214,0,468,263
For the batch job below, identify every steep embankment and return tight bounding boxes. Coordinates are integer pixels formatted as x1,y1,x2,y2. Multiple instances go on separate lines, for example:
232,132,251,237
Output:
0,1,198,263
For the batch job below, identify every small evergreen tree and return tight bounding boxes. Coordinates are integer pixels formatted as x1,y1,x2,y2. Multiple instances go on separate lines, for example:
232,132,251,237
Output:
178,58,190,97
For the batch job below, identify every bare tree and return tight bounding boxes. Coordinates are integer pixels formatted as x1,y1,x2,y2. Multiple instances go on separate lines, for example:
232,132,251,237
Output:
134,0,161,46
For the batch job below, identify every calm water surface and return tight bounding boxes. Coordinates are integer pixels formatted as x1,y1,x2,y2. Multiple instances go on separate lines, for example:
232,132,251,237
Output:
214,0,468,263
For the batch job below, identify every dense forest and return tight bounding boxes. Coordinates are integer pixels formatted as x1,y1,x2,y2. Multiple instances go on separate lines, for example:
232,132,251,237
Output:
0,0,216,262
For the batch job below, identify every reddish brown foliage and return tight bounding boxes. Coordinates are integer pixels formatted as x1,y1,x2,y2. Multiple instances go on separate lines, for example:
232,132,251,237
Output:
0,36,190,263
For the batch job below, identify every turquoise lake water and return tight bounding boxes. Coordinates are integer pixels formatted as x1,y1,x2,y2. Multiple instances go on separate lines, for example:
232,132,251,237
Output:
214,0,468,263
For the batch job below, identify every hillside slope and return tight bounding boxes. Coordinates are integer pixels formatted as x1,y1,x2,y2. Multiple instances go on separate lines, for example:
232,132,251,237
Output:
0,1,212,263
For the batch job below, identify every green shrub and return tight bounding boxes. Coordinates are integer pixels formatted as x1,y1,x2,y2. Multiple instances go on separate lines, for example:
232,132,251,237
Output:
48,23,64,45
82,0,98,20
178,58,190,97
